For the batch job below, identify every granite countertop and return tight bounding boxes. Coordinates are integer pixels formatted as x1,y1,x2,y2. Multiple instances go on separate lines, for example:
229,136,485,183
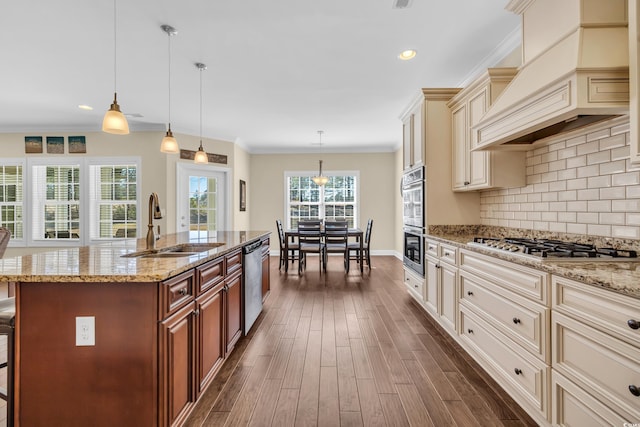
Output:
425,228,640,300
0,230,270,283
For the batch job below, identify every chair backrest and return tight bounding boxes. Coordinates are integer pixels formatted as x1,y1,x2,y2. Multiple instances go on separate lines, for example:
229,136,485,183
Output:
275,220,286,249
298,220,322,244
324,221,348,247
0,228,11,259
364,219,373,247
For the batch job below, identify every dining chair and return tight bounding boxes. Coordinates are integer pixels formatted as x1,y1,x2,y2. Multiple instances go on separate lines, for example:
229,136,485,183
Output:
276,220,299,270
0,228,11,259
297,220,324,273
349,219,373,269
323,221,349,272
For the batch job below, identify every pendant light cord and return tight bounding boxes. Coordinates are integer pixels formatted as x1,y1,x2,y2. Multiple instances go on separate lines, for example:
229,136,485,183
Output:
113,0,117,92
199,66,203,143
167,30,171,128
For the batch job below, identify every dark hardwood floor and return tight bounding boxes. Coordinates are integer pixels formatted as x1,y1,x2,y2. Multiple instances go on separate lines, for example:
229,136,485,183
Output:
185,255,538,427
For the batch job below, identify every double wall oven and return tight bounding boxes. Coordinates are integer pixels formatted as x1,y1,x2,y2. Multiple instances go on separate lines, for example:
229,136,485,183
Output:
402,165,425,276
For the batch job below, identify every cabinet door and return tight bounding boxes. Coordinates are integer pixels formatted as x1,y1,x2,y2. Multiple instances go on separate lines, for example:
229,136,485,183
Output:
424,255,439,316
160,302,196,427
467,88,490,188
197,284,225,394
261,253,270,301
451,104,468,190
225,272,243,354
439,262,457,334
403,115,413,169
412,104,423,166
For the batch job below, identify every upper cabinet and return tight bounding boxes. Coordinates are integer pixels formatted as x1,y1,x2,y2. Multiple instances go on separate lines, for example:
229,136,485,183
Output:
448,68,526,191
401,97,423,170
631,0,640,166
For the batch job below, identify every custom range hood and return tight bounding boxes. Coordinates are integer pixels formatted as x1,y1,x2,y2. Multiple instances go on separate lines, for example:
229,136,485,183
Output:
474,0,630,150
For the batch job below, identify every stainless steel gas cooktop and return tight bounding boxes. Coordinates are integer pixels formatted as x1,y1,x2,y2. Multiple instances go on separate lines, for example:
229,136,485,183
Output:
468,237,638,262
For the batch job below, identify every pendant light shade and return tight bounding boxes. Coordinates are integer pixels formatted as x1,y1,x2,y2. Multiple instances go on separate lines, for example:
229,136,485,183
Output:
194,62,208,164
312,130,328,186
160,24,179,153
103,0,129,135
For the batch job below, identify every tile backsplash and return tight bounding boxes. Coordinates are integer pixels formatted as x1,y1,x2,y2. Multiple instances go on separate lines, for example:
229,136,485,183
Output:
480,119,640,240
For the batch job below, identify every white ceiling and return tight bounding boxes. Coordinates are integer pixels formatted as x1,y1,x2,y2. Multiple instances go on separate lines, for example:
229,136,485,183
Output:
1,0,520,153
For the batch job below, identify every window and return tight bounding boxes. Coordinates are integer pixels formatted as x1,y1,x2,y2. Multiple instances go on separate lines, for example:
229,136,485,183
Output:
0,162,24,240
90,164,138,239
285,171,358,229
14,157,142,247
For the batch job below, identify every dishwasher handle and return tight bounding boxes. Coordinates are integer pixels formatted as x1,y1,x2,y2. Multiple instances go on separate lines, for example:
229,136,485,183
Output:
243,240,262,254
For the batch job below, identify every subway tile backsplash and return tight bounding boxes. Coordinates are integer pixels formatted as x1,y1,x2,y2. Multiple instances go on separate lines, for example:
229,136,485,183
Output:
480,120,640,240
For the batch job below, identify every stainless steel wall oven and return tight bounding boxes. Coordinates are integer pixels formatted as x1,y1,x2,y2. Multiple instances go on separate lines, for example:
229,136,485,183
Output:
402,165,425,276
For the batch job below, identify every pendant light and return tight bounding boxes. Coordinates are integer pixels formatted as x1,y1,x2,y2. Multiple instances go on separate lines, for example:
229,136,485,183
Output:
312,130,329,186
160,25,179,153
194,63,209,164
102,0,130,135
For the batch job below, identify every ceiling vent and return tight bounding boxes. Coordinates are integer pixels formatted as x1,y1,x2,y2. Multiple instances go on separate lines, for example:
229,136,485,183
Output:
392,0,413,9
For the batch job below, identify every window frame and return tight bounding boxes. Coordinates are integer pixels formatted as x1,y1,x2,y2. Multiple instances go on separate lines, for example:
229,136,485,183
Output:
284,169,360,230
0,158,26,245
19,156,142,248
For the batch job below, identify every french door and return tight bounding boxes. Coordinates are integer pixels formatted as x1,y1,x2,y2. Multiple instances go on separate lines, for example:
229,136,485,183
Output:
176,164,229,235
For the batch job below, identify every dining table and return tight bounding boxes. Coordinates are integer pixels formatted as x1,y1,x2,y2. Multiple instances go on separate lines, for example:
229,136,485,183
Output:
284,228,364,273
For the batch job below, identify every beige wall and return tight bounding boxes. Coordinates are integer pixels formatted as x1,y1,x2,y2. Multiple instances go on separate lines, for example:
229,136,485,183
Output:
249,152,398,254
395,147,404,255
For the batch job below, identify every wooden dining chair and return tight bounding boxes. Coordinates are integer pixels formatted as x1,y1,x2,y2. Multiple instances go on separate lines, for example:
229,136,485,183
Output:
0,228,11,259
297,220,324,273
348,219,373,269
323,221,349,272
276,220,299,270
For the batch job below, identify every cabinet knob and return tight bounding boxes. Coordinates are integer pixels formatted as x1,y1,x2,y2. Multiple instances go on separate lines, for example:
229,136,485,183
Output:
436,264,441,269
628,319,639,330
464,181,470,186
467,329,473,334
443,251,451,257
467,291,473,296
514,368,522,376
512,317,521,324
629,385,640,397
193,309,200,316
178,288,187,296
428,246,435,251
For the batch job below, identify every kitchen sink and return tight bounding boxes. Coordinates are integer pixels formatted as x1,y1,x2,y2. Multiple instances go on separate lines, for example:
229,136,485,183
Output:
122,242,226,258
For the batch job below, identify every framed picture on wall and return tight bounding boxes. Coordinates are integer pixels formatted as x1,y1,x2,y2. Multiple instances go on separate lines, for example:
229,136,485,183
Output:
46,136,64,154
25,136,43,153
68,136,86,153
239,179,247,211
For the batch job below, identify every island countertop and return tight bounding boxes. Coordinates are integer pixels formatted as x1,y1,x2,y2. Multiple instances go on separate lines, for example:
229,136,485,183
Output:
0,230,270,283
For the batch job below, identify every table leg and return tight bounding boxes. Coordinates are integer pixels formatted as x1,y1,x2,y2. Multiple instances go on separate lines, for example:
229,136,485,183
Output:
284,236,289,272
359,238,363,273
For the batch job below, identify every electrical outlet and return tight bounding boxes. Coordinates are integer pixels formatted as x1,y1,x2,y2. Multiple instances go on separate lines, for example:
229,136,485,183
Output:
76,316,95,346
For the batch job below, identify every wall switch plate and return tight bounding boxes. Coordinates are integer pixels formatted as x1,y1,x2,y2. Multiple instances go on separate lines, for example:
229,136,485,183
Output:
76,316,95,346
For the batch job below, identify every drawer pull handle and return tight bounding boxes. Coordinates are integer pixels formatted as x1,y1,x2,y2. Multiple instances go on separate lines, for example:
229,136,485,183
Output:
628,319,640,330
443,252,450,257
464,181,470,186
178,288,187,296
193,309,200,317
467,291,473,296
514,368,522,376
512,317,521,324
630,385,640,397
428,246,435,251
435,264,441,269
467,329,473,334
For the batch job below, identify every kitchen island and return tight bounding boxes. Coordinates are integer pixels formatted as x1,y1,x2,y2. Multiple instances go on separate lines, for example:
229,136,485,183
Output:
0,230,270,427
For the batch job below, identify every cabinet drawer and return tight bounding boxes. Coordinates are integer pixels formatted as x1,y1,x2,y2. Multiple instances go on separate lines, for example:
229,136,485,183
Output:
553,275,640,347
160,270,195,318
425,239,438,258
460,270,549,362
553,311,640,421
460,305,549,419
551,370,629,427
439,243,457,266
225,249,242,276
197,257,224,294
460,249,550,304
404,268,424,301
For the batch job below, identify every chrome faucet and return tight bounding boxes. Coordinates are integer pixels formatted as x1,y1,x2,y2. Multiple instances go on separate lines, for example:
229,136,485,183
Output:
146,192,162,250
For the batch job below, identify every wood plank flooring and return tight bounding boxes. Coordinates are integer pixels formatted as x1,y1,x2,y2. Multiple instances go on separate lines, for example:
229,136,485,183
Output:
185,256,538,427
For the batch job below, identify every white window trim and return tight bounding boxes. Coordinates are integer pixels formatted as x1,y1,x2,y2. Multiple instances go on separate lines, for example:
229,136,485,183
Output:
0,158,26,247
23,156,141,248
284,169,360,229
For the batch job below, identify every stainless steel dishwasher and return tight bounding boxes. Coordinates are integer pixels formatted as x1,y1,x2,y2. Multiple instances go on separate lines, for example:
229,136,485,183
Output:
242,240,263,335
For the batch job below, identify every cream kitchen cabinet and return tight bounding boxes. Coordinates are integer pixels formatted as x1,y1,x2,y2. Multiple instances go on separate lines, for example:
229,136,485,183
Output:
401,88,461,170
448,68,526,191
424,239,458,338
404,267,424,302
552,275,640,425
458,249,551,425
630,0,640,166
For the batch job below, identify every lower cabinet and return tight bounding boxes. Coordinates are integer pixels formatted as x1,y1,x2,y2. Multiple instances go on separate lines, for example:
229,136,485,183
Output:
261,237,270,301
197,282,225,393
225,271,242,354
424,239,459,337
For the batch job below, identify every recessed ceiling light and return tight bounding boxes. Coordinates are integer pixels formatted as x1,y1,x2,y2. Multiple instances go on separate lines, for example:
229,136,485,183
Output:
398,50,417,61
78,104,93,111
